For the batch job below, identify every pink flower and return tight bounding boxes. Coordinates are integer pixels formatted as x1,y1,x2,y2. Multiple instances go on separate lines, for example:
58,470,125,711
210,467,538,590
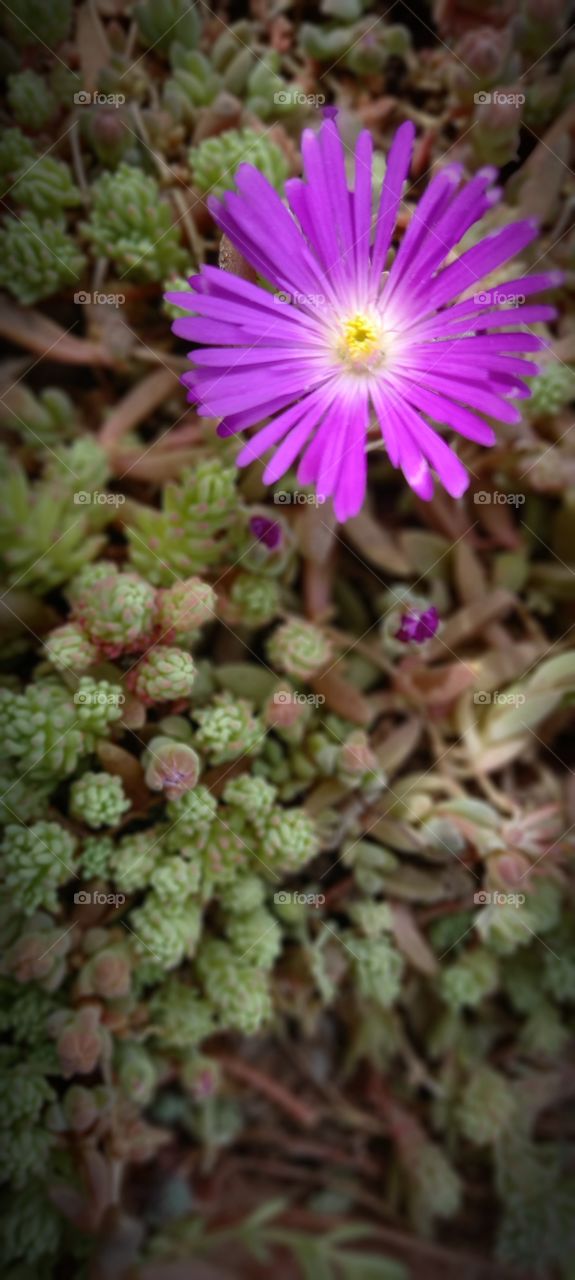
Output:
167,119,559,520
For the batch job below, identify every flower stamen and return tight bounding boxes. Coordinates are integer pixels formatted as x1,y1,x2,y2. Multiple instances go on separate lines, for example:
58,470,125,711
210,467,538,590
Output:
337,310,384,369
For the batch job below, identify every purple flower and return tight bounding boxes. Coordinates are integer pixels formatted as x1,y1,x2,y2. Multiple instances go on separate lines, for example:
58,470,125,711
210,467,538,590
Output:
395,606,439,644
249,513,283,549
166,119,560,522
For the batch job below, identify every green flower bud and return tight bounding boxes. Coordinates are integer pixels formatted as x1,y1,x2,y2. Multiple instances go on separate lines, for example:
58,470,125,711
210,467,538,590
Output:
226,571,282,627
0,214,85,305
165,784,217,843
441,947,499,1011
129,646,196,705
201,810,250,885
135,0,201,53
222,774,277,824
0,1183,61,1265
196,938,272,1034
80,835,115,879
351,935,404,1008
189,128,288,199
194,693,264,764
116,1042,158,1105
61,1083,108,1133
525,362,574,419
127,459,240,585
44,624,99,675
0,384,75,447
1,821,76,914
73,676,125,734
0,1067,54,1127
162,48,221,124
82,163,188,282
156,575,216,638
10,156,81,217
46,436,110,492
2,0,72,47
69,771,131,829
73,570,157,658
519,1003,570,1057
130,893,202,969
458,1066,517,1146
524,880,561,934
475,901,531,955
111,828,164,893
544,942,575,1003
7,70,57,130
348,900,393,937
0,1123,52,1187
150,979,215,1048
0,982,55,1045
408,1141,462,1228
267,617,332,680
66,559,119,607
225,906,282,969
218,873,266,915
150,853,202,901
0,128,35,181
261,805,319,873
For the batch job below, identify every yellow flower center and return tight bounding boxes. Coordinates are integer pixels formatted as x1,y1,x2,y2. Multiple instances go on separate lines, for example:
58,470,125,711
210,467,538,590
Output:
337,310,383,369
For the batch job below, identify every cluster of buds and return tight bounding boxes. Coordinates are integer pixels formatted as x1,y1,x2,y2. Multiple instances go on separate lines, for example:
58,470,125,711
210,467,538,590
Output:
67,568,214,675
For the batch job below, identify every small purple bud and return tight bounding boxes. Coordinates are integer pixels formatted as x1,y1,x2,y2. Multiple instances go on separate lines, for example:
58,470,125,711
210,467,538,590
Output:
395,606,439,645
193,1068,217,1099
322,106,339,121
249,514,283,550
